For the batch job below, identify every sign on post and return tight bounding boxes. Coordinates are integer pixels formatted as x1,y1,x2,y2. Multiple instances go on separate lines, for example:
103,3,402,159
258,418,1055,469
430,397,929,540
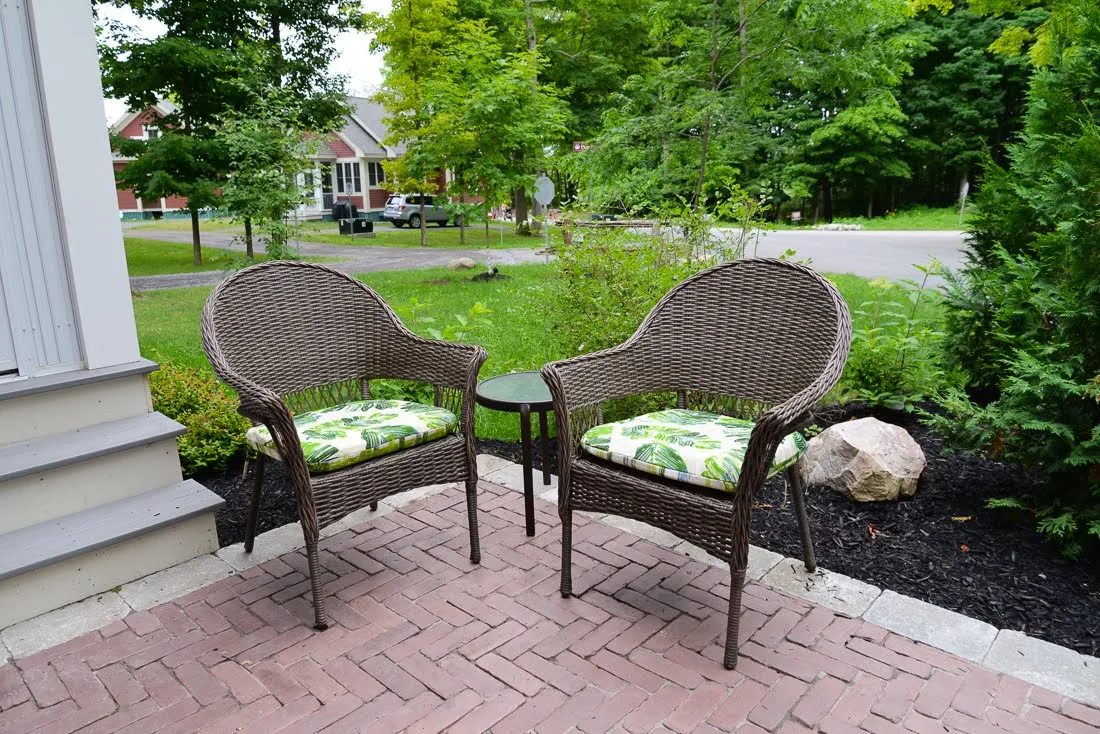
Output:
533,175,555,207
533,175,555,263
572,141,589,152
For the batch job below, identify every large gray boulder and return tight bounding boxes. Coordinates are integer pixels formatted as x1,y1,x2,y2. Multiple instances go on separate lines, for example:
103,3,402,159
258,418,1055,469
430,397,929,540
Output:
447,257,477,270
800,417,925,502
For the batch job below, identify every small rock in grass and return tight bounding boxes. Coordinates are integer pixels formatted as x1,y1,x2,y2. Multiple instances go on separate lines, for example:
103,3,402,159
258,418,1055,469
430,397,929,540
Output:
447,257,477,270
800,417,925,501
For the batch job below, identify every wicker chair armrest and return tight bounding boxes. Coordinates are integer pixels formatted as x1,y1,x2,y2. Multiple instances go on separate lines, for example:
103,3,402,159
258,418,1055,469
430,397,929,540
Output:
397,336,488,391
733,369,838,509
540,343,638,411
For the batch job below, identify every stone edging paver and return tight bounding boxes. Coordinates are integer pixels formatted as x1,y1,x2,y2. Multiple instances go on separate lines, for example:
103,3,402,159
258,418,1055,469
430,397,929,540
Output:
2,454,1097,710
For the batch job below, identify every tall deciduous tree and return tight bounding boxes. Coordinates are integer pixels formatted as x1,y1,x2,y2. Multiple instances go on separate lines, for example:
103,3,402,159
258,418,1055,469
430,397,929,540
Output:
371,0,565,244
101,2,249,264
100,0,354,263
369,0,461,246
898,4,1037,206
568,0,914,215
218,88,317,259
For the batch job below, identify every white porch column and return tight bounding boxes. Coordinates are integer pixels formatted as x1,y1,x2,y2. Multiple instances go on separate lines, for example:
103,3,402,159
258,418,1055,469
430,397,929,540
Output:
28,0,140,369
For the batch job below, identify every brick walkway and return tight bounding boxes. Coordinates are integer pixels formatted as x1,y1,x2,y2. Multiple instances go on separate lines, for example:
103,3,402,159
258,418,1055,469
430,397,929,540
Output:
1,479,1097,733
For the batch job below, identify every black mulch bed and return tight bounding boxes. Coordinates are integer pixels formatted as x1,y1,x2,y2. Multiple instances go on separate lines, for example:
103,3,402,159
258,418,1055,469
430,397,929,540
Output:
200,407,1099,657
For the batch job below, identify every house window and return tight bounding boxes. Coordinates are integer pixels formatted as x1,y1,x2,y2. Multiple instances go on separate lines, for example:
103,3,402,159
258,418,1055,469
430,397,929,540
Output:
335,162,361,194
368,161,386,186
143,125,160,140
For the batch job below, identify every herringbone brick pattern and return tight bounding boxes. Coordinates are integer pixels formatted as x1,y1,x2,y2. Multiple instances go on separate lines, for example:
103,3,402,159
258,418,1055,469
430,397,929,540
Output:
1,479,1097,733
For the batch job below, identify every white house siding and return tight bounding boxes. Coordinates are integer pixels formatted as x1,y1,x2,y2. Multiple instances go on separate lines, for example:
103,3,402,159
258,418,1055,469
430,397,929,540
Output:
0,0,81,378
28,0,140,369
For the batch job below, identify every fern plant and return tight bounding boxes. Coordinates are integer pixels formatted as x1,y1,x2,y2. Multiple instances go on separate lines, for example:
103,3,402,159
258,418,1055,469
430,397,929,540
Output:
842,263,954,410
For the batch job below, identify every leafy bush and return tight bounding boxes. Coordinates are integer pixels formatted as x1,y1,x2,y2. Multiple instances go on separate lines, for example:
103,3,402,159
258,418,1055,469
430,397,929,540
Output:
549,199,759,356
149,362,250,477
372,298,494,404
929,6,1100,556
549,226,698,355
841,264,955,410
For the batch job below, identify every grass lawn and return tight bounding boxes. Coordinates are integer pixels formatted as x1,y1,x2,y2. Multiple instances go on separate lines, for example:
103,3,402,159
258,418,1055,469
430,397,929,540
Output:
128,218,241,232
125,237,336,277
134,264,939,442
128,216,545,250
298,221,547,250
775,205,969,231
125,237,269,277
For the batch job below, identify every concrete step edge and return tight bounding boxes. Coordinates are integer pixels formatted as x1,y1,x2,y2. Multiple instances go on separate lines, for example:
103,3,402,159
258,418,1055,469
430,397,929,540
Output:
0,479,224,582
0,412,184,483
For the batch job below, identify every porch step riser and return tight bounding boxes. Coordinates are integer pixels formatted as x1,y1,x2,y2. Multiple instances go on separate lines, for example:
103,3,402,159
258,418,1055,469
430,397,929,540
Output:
0,440,182,534
0,514,219,629
0,374,152,446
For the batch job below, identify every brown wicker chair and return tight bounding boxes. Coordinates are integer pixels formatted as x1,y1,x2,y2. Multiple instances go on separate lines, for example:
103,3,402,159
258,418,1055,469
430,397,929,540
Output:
541,258,851,669
201,260,487,630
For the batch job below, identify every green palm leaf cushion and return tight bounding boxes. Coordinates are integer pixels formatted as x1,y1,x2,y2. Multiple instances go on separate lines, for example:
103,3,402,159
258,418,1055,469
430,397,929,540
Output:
580,408,807,492
246,399,459,473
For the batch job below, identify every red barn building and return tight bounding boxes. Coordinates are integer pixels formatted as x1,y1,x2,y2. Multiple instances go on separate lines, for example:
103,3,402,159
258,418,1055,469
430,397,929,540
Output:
109,96,403,220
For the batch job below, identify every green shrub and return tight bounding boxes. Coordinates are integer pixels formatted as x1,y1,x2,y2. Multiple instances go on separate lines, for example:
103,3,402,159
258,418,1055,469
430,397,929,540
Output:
929,6,1100,556
840,264,955,410
548,200,758,357
149,362,250,477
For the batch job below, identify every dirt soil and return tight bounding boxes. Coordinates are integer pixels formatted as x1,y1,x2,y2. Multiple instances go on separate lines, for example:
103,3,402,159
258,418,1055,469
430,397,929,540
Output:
201,407,1099,657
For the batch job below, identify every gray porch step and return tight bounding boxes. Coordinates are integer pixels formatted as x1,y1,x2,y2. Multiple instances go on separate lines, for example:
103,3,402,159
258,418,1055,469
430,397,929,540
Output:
0,359,158,402
0,412,184,483
0,479,224,582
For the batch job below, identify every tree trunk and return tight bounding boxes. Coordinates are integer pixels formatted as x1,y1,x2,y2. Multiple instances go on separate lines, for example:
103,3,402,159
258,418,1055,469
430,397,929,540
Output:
190,208,202,265
693,0,720,210
485,185,491,246
866,190,874,219
822,180,833,223
531,192,543,233
512,188,528,232
419,201,427,246
244,217,254,259
459,192,466,246
813,189,821,225
693,110,712,210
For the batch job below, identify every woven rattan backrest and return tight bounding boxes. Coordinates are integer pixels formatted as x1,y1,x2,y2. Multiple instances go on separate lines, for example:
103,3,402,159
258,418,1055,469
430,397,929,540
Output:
557,258,851,408
201,261,406,398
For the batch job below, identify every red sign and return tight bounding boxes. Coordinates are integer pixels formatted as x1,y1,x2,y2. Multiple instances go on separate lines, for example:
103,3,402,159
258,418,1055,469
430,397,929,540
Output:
573,141,589,152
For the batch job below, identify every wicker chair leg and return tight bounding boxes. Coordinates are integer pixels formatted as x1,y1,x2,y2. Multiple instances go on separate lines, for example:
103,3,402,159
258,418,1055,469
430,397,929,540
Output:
560,510,573,598
466,478,481,564
305,535,328,631
244,454,266,553
370,501,378,511
724,568,747,669
787,466,816,572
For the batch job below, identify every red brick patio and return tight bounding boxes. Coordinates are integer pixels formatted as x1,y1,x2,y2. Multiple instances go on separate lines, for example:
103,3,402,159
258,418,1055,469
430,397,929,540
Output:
1,478,1097,733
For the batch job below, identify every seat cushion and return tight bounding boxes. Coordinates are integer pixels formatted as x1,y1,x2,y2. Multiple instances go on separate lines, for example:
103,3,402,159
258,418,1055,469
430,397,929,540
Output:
580,409,806,492
246,399,459,473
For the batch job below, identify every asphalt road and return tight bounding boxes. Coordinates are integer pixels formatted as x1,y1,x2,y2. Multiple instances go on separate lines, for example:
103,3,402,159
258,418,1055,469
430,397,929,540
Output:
736,229,967,282
127,226,968,291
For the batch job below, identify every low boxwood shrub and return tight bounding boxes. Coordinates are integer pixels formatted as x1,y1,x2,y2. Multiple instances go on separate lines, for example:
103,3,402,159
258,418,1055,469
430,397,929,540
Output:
149,362,250,477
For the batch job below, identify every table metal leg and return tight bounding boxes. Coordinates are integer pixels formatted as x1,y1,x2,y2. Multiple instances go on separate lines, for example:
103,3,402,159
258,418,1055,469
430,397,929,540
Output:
539,411,551,486
520,403,535,536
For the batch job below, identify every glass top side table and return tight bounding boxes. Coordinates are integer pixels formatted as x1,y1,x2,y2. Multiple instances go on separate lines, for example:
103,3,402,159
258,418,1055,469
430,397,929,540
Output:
475,371,553,537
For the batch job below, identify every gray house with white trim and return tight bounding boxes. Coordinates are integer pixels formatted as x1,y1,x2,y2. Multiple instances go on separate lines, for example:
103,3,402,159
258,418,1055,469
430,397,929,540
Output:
0,0,223,629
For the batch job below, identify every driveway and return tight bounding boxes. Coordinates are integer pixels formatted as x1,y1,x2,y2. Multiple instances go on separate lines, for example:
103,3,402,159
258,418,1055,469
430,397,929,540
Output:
738,229,968,282
128,228,548,291
127,226,968,291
